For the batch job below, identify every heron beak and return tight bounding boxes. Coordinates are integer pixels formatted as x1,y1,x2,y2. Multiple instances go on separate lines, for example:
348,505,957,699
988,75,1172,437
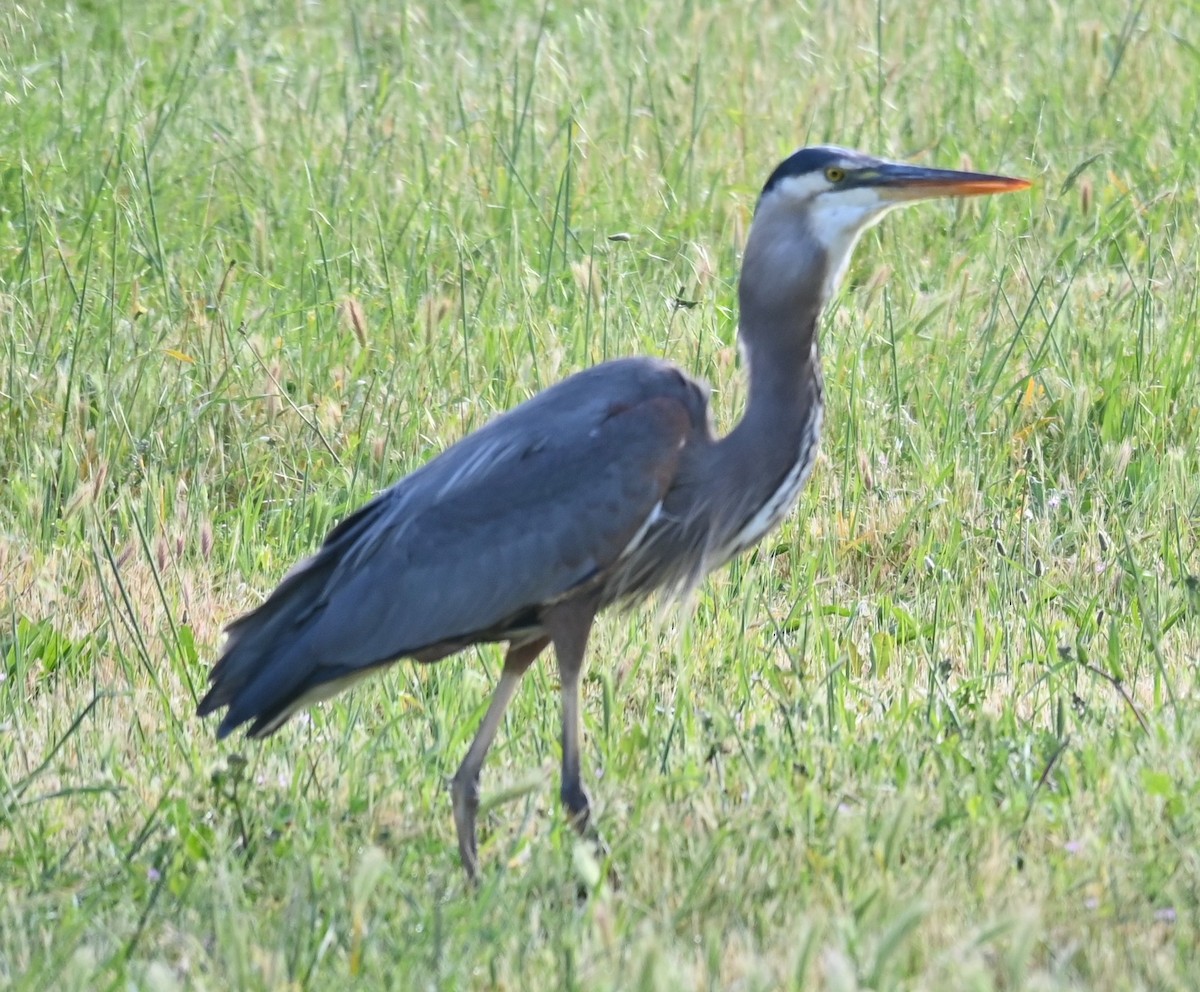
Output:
870,162,1032,202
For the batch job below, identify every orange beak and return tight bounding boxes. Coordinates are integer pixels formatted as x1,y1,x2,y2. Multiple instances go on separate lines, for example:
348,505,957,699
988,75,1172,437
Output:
869,162,1032,201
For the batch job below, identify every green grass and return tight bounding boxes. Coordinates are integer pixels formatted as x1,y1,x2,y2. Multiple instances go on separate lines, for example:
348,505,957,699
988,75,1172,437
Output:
3,0,1199,987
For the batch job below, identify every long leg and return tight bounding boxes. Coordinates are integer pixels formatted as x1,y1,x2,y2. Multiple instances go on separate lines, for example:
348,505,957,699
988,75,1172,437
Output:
545,596,601,838
450,637,548,882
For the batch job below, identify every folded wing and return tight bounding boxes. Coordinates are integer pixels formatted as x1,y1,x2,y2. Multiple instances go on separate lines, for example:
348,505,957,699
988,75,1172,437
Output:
197,359,702,737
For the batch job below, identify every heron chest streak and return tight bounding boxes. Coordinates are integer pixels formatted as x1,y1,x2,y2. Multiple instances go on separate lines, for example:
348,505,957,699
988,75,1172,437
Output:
719,396,824,562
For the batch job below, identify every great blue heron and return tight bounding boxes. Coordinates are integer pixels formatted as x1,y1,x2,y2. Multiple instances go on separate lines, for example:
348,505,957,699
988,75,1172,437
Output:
198,146,1029,880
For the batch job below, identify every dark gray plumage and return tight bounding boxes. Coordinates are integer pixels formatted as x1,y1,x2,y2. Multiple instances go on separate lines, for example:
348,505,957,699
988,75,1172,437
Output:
198,146,1029,880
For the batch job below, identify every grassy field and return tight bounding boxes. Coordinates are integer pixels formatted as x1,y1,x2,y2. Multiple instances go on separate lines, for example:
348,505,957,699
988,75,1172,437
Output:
3,0,1199,988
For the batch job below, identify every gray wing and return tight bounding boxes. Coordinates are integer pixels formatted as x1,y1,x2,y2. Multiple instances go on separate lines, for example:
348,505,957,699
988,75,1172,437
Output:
197,357,706,737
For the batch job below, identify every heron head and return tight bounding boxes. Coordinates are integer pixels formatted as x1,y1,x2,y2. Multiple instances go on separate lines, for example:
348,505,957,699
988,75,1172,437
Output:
746,146,1030,309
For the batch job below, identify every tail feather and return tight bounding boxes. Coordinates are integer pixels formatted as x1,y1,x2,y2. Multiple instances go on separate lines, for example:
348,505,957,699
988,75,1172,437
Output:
197,548,342,737
198,493,400,725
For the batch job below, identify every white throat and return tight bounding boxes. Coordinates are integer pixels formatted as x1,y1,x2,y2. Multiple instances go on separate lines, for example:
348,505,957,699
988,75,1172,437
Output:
769,175,900,303
807,191,898,301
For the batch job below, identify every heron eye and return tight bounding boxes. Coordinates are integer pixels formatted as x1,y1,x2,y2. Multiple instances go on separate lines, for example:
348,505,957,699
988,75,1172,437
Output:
825,166,846,183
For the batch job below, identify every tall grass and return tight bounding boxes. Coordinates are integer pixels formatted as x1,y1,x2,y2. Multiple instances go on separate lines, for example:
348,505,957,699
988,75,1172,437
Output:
2,0,1198,988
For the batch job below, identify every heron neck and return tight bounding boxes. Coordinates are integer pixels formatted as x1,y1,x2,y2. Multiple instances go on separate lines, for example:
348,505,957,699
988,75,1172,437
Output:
709,298,825,516
698,303,824,558
737,301,824,438
731,214,829,437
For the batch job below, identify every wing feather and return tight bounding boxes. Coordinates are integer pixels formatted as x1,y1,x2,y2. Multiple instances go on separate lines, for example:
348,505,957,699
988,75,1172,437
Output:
198,358,704,736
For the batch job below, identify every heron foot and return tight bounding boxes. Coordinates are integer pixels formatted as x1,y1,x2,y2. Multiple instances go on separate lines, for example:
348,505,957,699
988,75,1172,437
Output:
561,779,593,835
450,771,481,884
560,780,621,892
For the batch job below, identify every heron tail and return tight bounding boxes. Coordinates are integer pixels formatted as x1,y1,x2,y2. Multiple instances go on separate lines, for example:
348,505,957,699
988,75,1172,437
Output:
196,551,341,738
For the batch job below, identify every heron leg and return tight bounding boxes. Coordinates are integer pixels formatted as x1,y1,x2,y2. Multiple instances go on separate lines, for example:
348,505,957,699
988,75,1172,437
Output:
450,637,548,882
545,597,601,840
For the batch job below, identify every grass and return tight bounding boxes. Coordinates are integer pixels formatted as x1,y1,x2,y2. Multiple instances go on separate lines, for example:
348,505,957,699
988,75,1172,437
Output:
2,0,1199,987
